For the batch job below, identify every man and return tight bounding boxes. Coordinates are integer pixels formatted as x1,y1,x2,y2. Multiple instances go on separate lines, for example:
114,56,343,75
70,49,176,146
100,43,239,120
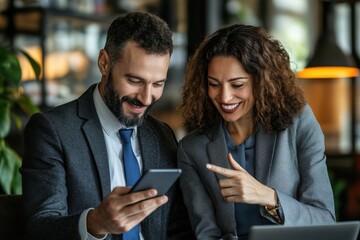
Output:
21,12,194,240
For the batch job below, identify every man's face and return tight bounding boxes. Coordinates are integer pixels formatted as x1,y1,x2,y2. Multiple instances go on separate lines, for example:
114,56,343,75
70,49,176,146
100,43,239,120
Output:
98,41,170,127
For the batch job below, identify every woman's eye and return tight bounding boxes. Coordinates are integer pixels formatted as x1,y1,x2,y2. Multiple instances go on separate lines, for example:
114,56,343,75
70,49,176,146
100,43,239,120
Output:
232,84,243,88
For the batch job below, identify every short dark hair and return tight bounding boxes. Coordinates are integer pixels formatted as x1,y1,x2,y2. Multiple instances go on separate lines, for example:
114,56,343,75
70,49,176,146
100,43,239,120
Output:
104,11,173,66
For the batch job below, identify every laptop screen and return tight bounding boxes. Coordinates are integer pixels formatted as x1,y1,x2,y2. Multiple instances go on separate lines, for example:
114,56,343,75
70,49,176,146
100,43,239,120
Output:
248,221,360,240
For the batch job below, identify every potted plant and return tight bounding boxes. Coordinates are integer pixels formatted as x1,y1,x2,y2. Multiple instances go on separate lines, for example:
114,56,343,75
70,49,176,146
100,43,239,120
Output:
0,46,40,194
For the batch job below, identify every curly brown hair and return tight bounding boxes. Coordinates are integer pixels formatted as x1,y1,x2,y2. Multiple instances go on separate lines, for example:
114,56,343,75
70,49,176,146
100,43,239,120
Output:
180,24,306,133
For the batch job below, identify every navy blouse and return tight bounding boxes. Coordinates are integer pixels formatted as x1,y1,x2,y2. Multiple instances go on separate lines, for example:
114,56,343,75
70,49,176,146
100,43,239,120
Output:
223,124,261,238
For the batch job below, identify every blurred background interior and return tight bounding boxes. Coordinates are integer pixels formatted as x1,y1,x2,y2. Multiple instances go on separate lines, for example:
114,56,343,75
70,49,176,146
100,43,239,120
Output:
1,0,360,222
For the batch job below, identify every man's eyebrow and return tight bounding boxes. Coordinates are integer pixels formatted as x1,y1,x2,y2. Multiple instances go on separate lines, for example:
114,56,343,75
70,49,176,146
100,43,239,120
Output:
125,73,167,83
125,73,146,81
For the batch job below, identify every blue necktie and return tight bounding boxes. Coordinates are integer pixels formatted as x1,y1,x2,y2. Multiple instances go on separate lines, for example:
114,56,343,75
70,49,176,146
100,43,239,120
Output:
119,129,140,240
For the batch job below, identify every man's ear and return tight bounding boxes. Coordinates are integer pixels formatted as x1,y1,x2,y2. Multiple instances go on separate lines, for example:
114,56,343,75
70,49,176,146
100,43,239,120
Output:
98,49,110,76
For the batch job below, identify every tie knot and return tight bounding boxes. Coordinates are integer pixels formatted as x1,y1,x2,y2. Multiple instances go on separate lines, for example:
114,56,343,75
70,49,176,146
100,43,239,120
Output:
119,129,133,143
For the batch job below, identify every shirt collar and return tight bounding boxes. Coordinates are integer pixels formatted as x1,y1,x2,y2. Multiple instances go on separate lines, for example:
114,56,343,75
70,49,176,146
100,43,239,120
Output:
93,84,137,137
222,121,255,149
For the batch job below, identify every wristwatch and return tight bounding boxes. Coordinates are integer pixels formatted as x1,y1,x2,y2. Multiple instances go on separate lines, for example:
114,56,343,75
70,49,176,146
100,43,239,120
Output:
265,205,283,224
264,189,284,224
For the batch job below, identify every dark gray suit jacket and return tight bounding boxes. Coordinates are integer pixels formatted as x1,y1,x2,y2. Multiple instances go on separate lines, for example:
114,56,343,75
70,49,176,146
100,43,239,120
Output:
21,85,194,240
177,104,336,240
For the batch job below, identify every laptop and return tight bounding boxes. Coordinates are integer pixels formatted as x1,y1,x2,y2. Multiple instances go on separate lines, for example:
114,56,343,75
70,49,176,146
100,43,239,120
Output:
248,221,360,240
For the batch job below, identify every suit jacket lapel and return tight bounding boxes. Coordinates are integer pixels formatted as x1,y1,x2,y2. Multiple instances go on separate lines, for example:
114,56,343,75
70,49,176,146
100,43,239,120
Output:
78,84,111,199
138,124,160,170
207,122,229,180
207,121,237,232
254,126,277,185
138,122,161,238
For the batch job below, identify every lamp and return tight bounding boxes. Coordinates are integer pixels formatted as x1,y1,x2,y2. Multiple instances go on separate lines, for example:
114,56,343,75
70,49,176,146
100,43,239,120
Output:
297,0,359,79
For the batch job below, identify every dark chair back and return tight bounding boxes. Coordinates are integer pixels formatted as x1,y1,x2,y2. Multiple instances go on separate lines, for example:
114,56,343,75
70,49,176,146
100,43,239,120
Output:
0,194,25,240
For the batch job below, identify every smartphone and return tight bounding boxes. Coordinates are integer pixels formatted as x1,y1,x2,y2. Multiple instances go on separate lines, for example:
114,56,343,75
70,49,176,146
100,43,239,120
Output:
129,169,182,196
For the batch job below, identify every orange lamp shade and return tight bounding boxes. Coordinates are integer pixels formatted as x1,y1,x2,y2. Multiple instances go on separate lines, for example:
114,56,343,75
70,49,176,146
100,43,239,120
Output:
297,1,359,80
297,66,359,79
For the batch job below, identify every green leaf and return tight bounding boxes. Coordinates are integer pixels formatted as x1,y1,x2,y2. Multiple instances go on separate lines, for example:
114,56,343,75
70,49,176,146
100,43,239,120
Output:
17,93,40,115
0,46,36,195
0,48,22,86
0,143,16,194
0,100,11,138
18,49,41,81
0,142,22,194
10,150,22,194
10,112,22,131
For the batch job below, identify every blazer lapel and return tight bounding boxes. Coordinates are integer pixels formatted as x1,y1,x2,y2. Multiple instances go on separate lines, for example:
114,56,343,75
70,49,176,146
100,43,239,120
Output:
138,125,160,170
207,122,229,180
207,121,237,233
254,126,277,185
78,85,111,199
138,123,161,238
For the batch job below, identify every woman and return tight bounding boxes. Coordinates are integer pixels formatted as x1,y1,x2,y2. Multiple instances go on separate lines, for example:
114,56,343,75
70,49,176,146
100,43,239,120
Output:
177,23,335,240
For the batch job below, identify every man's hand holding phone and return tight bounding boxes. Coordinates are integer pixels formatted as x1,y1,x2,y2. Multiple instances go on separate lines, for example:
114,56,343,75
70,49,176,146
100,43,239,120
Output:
87,186,168,237
86,169,181,237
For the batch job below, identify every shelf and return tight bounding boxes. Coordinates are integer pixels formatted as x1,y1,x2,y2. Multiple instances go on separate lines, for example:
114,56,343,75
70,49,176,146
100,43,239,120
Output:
0,6,115,35
0,4,116,108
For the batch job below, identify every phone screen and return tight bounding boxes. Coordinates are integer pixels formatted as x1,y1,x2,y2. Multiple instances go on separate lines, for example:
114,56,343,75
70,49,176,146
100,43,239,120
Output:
129,169,182,196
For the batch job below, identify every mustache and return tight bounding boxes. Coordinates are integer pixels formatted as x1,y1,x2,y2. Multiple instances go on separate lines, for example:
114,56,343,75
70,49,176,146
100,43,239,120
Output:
121,96,145,107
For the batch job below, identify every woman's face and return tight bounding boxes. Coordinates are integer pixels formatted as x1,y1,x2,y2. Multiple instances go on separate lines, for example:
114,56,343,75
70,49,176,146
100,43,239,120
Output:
207,55,254,123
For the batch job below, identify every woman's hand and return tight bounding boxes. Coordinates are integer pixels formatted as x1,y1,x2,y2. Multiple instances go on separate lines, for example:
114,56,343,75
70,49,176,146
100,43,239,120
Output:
206,153,277,208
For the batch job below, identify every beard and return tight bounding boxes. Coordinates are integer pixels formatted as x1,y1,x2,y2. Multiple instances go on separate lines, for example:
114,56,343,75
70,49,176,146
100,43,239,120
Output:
103,72,154,127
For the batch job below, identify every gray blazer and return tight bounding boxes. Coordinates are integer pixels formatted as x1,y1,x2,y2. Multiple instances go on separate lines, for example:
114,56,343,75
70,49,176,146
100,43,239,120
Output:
21,85,194,240
177,104,336,239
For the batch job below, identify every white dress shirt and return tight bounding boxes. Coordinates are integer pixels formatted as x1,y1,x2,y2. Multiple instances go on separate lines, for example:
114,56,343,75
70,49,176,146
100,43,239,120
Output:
79,84,144,240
